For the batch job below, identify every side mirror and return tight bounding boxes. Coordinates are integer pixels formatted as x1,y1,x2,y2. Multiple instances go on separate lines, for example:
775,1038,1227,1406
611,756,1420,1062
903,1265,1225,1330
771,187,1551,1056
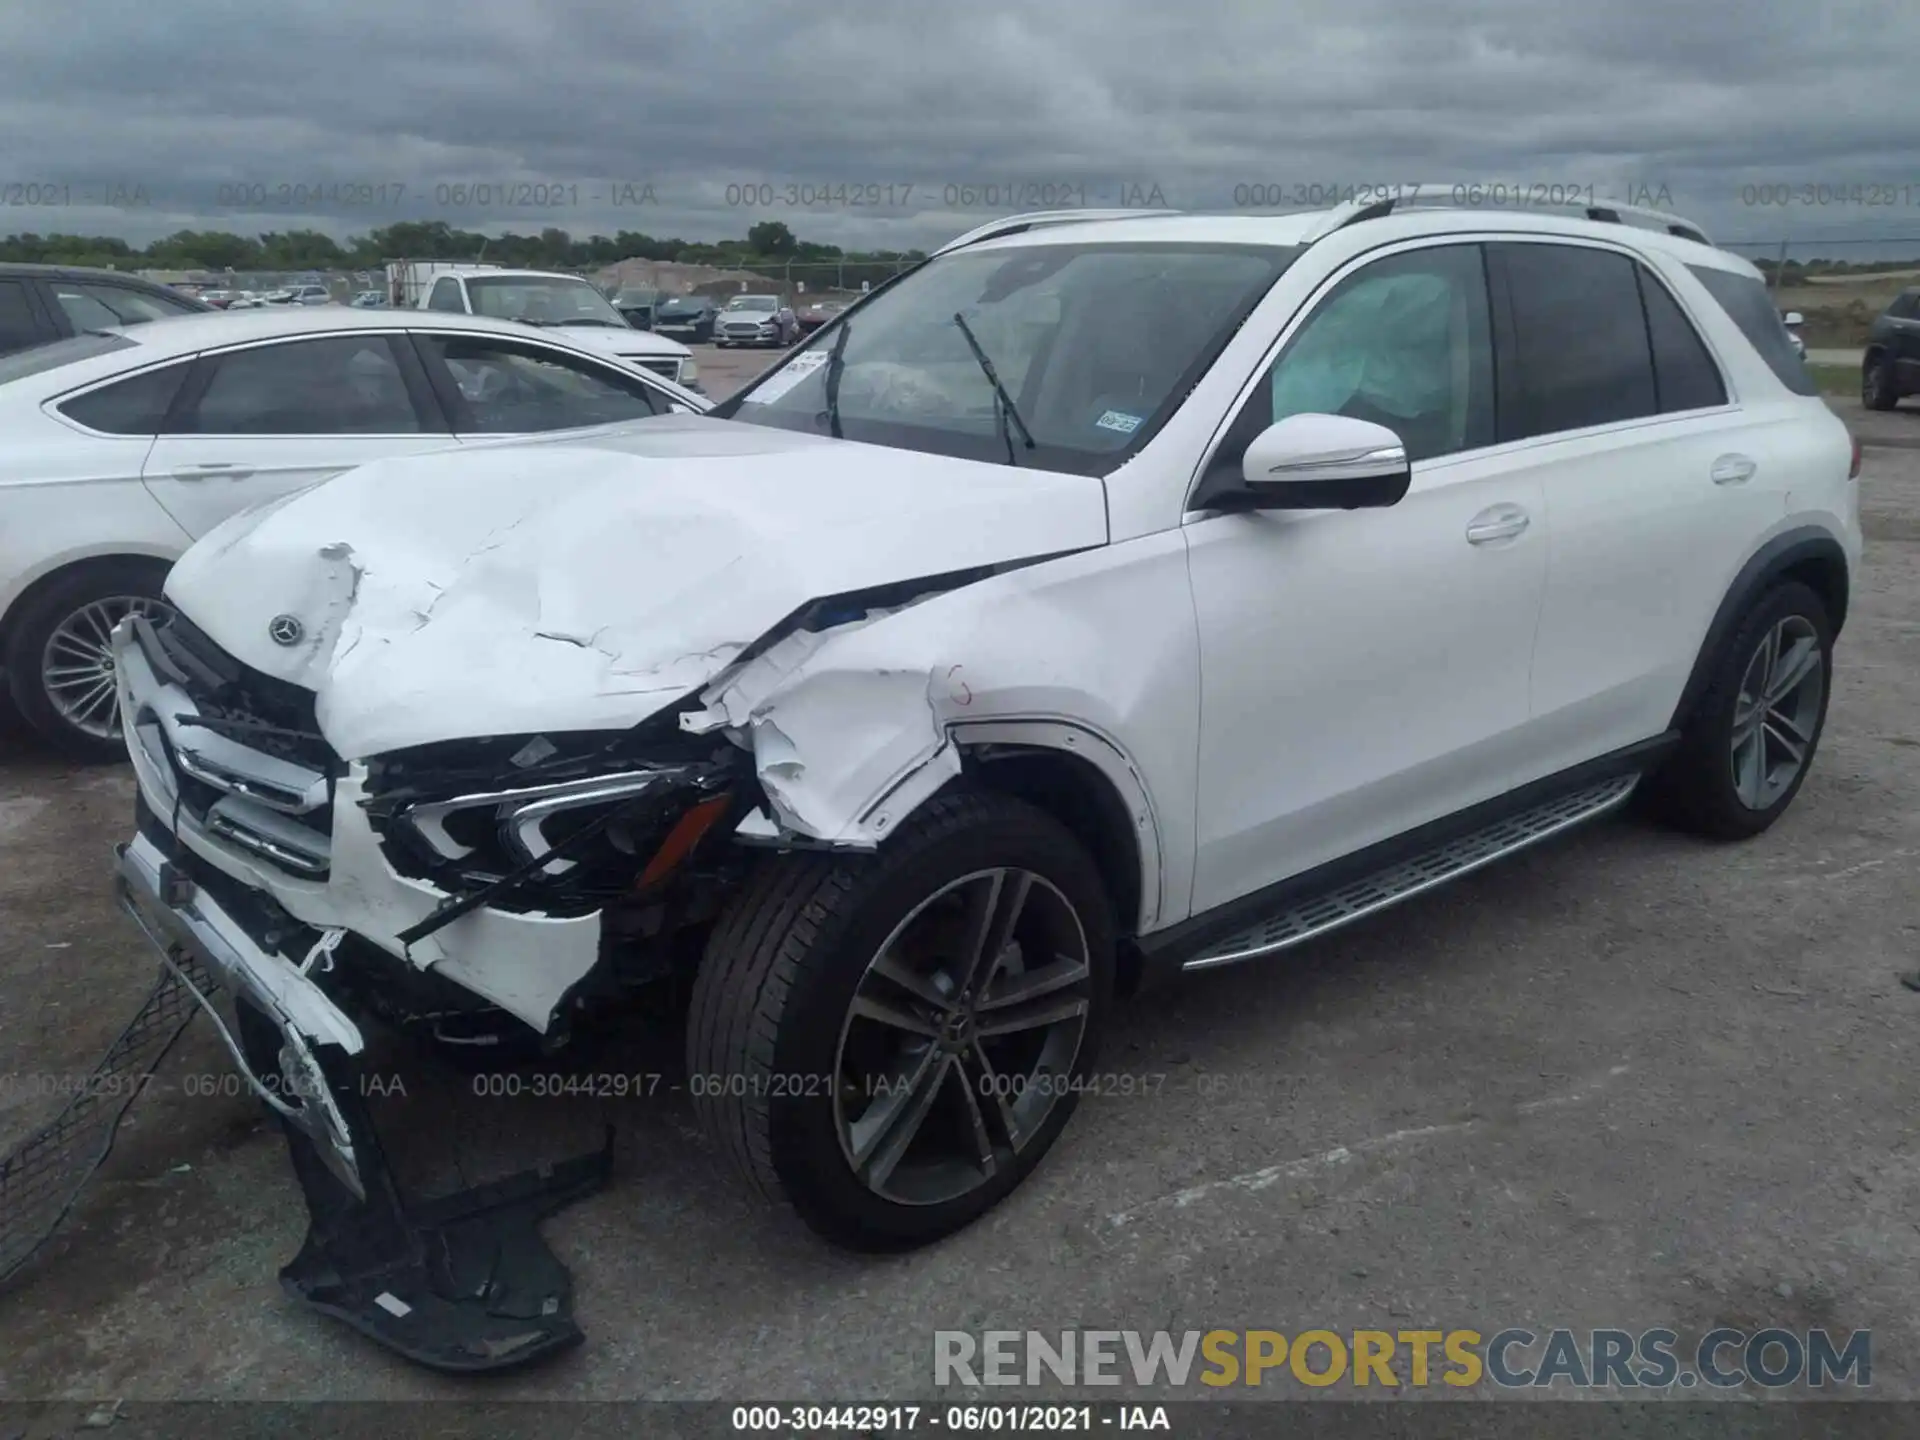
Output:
1782,311,1804,327
1212,413,1411,511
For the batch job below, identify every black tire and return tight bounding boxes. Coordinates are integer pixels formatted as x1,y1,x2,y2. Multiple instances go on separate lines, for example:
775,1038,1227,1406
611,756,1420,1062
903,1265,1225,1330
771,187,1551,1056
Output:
687,790,1114,1250
1649,580,1833,841
1863,354,1899,411
2,559,170,763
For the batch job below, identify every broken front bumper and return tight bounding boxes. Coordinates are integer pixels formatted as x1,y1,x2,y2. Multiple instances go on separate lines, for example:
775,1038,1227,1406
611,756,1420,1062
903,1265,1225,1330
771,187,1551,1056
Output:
112,820,611,1373
115,831,367,1193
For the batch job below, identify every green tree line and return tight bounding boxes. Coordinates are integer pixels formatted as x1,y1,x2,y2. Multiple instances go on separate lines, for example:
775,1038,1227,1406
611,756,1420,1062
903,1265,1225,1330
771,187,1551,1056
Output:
0,219,924,278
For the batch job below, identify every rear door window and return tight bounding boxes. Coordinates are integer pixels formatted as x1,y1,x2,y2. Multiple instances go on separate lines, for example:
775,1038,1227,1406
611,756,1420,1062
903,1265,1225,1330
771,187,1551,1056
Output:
180,335,424,434
1494,243,1659,439
414,334,668,433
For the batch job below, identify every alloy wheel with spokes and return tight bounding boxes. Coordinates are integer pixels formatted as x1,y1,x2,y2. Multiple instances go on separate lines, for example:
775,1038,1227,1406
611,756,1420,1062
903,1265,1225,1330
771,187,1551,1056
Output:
1649,580,1833,841
688,791,1114,1249
40,595,170,741
1730,615,1825,812
833,867,1093,1207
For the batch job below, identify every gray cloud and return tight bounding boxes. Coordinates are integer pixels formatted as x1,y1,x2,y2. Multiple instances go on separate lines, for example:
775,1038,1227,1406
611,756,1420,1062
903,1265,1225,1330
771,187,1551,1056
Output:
2,0,1917,257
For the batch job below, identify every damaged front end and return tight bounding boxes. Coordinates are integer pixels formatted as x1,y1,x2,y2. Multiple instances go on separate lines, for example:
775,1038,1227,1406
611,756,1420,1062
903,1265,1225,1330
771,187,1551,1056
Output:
105,610,760,1371
96,415,1111,1367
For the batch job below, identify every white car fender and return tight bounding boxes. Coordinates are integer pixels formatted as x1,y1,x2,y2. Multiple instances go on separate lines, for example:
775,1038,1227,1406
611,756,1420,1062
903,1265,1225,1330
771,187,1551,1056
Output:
682,535,1199,934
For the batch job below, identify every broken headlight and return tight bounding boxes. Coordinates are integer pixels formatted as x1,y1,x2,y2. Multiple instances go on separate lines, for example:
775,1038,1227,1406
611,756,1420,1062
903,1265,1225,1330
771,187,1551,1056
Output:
365,736,746,918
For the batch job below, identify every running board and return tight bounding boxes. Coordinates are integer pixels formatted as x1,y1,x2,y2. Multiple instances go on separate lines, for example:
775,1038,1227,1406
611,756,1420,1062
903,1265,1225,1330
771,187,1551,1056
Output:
1182,775,1640,972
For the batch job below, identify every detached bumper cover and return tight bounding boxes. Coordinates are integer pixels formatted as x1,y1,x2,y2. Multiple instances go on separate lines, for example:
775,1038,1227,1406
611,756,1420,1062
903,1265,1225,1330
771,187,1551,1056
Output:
113,826,612,1373
115,833,365,1193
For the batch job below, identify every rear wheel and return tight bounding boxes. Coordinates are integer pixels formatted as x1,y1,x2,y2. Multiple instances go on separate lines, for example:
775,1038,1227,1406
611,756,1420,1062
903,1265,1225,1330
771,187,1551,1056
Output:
1863,354,1899,410
3,560,171,763
688,791,1113,1249
1650,581,1832,840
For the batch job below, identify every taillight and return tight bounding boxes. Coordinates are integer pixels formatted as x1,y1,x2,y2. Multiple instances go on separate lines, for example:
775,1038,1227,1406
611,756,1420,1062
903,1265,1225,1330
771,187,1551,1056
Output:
1849,433,1862,480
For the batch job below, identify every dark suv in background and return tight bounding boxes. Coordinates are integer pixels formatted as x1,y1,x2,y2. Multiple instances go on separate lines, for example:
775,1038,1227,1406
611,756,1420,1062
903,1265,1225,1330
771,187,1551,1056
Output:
652,294,721,342
611,287,658,329
1863,287,1919,410
0,264,210,357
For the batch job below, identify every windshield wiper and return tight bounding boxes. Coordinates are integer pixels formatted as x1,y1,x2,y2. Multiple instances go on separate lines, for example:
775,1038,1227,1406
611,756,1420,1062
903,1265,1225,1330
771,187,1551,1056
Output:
821,320,852,439
953,313,1035,466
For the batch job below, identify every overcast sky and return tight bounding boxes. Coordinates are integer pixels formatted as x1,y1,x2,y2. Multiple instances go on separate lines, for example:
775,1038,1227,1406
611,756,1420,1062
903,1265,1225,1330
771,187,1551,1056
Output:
3,0,1917,258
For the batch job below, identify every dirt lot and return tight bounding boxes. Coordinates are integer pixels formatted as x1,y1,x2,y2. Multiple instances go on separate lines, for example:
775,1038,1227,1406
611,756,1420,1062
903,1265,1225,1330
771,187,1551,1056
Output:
688,339,786,402
2,395,1919,1404
1777,271,1915,348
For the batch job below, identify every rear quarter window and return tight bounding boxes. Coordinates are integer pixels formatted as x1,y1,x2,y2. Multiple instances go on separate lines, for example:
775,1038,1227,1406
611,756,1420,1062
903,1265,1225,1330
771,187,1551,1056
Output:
1686,265,1817,396
57,360,192,434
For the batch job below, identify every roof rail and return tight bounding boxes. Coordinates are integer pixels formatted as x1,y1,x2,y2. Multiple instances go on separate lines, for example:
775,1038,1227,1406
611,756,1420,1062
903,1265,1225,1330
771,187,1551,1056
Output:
1301,185,1712,247
934,208,1185,255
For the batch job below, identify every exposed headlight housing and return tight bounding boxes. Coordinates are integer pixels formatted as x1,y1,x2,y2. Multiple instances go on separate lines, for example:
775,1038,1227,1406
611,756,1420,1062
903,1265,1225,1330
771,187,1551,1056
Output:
364,736,747,920
678,358,698,384
401,769,674,878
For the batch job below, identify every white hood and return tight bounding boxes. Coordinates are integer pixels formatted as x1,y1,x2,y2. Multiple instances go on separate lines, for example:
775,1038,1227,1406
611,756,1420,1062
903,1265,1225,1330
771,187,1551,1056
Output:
554,324,690,360
164,416,1109,759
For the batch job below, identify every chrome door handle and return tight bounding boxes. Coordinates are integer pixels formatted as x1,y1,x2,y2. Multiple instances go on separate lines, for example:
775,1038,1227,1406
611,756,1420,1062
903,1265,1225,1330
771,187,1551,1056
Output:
172,463,254,481
1711,454,1756,485
1466,505,1530,544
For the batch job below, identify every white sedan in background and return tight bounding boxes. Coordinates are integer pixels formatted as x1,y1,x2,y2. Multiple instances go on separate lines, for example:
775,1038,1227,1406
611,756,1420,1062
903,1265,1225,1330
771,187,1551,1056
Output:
0,307,707,758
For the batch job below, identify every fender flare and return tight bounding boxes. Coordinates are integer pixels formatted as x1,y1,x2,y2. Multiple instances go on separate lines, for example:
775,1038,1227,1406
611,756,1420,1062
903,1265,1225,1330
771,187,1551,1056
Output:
946,717,1166,935
1668,526,1850,732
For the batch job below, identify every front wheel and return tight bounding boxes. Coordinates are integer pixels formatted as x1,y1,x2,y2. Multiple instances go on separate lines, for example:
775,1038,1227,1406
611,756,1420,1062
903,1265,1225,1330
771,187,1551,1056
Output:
688,791,1114,1250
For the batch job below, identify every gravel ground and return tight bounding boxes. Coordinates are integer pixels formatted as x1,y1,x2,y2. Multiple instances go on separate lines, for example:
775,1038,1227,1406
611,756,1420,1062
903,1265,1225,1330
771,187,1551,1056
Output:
1,393,1917,1406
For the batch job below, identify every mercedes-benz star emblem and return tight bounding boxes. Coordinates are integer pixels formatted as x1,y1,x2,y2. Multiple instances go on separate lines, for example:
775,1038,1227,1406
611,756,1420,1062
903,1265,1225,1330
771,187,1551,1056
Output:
267,614,305,647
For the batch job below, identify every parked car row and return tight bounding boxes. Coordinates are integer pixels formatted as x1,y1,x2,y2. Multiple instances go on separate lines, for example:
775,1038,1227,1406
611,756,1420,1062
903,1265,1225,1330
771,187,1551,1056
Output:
414,266,699,388
196,284,338,310
0,307,708,757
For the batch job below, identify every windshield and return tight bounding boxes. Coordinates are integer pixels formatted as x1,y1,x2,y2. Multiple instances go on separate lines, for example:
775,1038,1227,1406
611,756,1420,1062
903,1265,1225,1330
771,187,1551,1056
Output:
729,296,778,312
658,298,705,314
717,241,1294,475
465,276,630,327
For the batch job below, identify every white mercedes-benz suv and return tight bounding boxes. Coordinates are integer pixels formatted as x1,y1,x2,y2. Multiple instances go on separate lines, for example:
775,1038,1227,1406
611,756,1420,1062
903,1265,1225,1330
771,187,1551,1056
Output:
107,195,1860,1371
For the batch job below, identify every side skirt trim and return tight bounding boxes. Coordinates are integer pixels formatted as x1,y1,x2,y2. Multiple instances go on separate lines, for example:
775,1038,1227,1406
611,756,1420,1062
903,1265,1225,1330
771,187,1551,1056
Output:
1136,733,1676,982
1182,775,1636,972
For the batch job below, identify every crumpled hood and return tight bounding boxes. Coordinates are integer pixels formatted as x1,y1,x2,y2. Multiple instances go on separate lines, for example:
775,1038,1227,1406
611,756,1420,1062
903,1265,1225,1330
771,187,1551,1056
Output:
163,415,1109,759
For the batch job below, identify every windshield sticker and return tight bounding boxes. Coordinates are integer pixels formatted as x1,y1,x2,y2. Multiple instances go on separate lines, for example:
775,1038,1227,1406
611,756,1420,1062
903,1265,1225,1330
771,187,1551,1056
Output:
742,349,829,405
1095,409,1143,435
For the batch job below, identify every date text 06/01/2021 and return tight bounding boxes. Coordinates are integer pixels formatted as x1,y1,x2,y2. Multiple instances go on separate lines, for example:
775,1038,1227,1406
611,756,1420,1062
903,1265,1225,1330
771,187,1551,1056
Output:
730,1404,1173,1432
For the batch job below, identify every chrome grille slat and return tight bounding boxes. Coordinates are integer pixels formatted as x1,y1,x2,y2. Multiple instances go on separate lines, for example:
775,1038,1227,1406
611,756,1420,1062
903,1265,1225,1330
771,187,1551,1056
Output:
113,619,335,879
